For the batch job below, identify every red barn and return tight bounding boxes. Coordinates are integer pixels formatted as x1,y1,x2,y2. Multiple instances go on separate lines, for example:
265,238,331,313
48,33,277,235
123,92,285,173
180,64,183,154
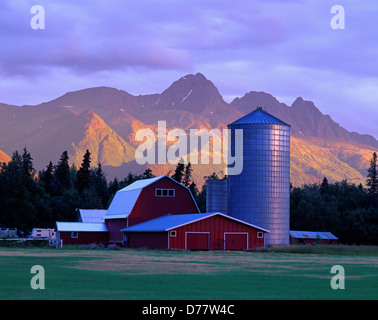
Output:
121,212,269,250
56,222,108,245
55,175,271,250
54,175,199,246
104,175,200,242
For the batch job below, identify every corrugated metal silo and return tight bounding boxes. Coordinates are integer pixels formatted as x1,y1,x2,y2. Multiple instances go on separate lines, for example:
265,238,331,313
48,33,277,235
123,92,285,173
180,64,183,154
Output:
206,179,228,214
227,107,290,246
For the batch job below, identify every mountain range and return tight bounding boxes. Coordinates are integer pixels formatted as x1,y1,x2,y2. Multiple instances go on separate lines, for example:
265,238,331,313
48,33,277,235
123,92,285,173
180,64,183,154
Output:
0,72,377,188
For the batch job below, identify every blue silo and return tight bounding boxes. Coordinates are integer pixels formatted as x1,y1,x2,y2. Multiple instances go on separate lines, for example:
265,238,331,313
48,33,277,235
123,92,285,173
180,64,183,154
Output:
227,107,291,246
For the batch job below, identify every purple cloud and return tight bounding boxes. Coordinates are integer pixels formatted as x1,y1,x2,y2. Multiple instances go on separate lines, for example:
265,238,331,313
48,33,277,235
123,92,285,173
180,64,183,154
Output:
0,0,377,138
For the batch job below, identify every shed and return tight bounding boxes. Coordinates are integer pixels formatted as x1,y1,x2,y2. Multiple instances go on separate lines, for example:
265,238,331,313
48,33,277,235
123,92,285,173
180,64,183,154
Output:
289,230,339,245
105,175,200,242
121,212,269,250
56,222,108,245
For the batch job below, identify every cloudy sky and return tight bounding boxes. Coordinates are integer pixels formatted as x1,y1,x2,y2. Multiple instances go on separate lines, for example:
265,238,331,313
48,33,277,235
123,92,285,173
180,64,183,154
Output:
0,0,377,138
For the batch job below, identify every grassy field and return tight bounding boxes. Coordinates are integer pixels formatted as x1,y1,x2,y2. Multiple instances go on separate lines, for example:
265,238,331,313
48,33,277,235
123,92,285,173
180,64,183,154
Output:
0,245,377,300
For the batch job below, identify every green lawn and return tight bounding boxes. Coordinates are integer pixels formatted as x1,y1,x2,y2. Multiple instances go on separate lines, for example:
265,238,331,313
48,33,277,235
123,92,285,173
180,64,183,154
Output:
0,246,377,300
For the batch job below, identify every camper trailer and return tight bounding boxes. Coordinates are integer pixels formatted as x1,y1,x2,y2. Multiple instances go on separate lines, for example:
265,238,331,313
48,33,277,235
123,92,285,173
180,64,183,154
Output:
32,228,56,239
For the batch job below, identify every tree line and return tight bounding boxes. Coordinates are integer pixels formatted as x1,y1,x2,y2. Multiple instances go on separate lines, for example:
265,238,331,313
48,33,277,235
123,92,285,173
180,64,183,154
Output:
0,149,203,234
291,152,378,245
0,148,377,244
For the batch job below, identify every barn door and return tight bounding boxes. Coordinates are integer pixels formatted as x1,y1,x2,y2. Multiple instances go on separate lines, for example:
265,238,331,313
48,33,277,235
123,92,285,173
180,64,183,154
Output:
186,232,209,250
224,233,248,250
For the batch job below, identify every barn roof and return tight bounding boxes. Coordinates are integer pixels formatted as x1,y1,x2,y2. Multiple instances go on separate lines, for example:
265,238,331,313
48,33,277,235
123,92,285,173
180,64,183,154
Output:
105,175,200,219
105,188,142,219
289,230,338,240
56,222,108,232
120,176,163,191
77,209,107,223
121,212,270,233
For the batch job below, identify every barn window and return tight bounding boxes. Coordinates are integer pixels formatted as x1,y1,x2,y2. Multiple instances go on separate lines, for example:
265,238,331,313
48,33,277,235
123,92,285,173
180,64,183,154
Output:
257,232,263,238
170,231,177,237
71,232,78,238
155,188,175,197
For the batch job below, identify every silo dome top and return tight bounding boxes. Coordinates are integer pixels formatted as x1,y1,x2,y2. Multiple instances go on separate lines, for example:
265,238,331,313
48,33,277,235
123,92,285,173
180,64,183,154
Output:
229,107,290,126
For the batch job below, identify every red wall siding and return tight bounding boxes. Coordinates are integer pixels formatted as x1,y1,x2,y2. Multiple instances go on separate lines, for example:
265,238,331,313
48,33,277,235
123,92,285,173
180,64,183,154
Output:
127,232,168,249
186,233,209,250
128,177,199,226
106,219,128,242
169,215,265,250
59,231,108,245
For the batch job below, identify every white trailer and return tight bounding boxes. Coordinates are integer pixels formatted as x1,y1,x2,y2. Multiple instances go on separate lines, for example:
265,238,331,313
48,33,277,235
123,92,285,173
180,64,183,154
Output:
32,228,56,239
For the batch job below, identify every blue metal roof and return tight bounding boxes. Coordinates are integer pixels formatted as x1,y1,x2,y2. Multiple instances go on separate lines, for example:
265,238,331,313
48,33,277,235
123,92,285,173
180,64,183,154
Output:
121,213,210,232
229,107,290,126
121,212,270,233
105,188,142,219
77,209,107,222
289,230,338,240
56,222,108,232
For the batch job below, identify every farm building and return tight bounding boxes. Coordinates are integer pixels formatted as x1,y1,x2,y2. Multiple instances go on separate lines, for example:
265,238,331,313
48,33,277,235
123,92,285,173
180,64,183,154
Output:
105,175,200,242
289,231,339,245
55,175,200,245
121,212,269,250
54,174,272,250
56,222,108,245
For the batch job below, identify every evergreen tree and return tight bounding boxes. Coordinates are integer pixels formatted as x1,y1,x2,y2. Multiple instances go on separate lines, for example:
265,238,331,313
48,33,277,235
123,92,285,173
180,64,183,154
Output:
366,152,378,198
39,161,59,196
195,184,207,213
21,147,34,178
171,159,185,183
40,161,54,186
92,163,109,208
320,177,329,194
108,177,120,195
0,151,22,227
55,151,71,190
76,149,91,193
183,162,193,187
0,149,51,232
189,181,199,198
142,168,155,179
